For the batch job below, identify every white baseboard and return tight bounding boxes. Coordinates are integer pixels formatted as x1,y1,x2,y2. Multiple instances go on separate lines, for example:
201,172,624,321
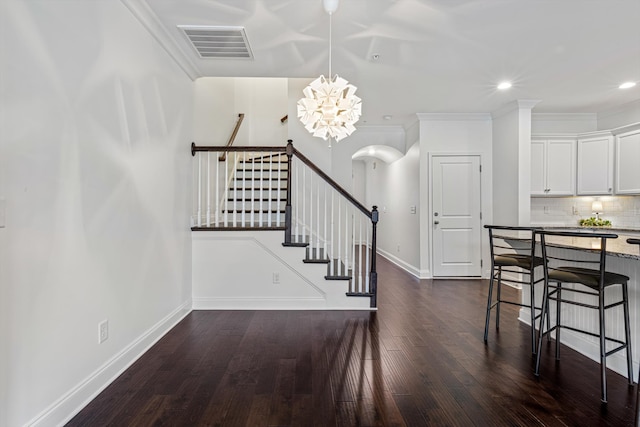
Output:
27,300,192,427
377,248,423,278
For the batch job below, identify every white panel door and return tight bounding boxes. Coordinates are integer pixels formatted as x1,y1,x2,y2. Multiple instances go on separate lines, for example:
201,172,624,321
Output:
432,155,482,277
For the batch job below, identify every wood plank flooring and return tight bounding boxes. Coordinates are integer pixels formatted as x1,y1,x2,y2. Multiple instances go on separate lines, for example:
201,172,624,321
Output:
68,256,637,426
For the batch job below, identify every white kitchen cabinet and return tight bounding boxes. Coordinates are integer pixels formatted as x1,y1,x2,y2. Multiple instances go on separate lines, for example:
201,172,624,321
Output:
531,138,576,196
576,132,614,195
615,128,640,194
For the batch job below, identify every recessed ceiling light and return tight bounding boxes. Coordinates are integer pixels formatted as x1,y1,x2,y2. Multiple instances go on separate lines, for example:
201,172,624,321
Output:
497,81,512,90
619,81,637,89
383,115,392,120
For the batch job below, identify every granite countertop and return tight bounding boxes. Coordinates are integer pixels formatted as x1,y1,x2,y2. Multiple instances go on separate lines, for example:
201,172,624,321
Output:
539,227,640,259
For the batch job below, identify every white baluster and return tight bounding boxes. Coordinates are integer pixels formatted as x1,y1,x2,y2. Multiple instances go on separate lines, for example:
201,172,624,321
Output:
323,185,327,261
251,152,255,227
337,196,341,276
365,221,370,293
330,190,334,274
351,207,356,292
276,152,281,227
345,203,349,277
197,154,202,226
216,154,220,226
316,178,320,259
358,216,363,293
224,155,228,227
268,153,272,226
206,152,211,227
309,173,313,255
295,160,299,240
233,153,237,226
241,152,246,227
302,167,306,243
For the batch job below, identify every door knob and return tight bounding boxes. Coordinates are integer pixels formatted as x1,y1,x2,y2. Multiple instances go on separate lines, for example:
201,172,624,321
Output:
434,220,440,225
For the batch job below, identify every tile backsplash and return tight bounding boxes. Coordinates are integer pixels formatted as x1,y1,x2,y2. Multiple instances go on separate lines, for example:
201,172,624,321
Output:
531,196,640,228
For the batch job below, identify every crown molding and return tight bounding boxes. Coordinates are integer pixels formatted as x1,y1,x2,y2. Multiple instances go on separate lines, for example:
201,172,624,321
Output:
120,0,201,81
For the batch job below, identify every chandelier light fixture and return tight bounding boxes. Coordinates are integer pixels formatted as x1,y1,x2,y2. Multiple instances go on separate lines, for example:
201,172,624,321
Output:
297,0,362,143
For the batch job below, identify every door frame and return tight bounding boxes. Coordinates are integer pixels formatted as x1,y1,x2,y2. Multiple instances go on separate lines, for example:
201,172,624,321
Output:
428,152,484,278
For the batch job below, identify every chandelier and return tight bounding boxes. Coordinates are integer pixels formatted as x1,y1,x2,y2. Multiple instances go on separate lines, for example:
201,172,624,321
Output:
297,0,362,143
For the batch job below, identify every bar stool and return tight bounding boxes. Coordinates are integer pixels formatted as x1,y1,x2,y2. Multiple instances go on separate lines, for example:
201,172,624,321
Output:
484,225,545,354
626,238,640,425
534,230,633,403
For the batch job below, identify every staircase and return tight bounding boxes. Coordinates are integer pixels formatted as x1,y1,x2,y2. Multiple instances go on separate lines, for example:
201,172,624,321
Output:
191,141,378,308
225,152,287,229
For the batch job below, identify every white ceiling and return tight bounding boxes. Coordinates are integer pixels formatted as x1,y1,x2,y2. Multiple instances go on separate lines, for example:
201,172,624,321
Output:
132,0,640,127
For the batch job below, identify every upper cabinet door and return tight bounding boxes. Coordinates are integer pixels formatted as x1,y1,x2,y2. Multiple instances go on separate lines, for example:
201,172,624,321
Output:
616,129,640,194
546,139,576,196
577,134,614,195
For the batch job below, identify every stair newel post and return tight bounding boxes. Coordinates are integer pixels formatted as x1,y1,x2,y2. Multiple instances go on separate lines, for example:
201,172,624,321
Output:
369,206,379,308
284,140,294,245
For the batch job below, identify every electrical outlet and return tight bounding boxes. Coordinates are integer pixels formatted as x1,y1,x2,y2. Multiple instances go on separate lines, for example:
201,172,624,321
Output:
397,244,401,252
98,320,109,344
272,272,280,284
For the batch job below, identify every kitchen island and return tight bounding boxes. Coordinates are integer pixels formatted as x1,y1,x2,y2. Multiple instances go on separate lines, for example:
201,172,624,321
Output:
520,227,640,381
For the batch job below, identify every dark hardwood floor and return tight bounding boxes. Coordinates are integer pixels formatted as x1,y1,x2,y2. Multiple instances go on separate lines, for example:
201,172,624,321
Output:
68,257,637,426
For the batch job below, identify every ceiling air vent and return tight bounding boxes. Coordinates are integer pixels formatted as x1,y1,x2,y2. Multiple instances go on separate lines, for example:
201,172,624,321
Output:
178,26,253,59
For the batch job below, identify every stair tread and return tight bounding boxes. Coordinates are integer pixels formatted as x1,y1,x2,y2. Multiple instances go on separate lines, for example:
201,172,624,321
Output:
345,292,374,297
304,258,330,264
282,242,309,247
222,210,285,213
227,198,286,201
192,226,285,231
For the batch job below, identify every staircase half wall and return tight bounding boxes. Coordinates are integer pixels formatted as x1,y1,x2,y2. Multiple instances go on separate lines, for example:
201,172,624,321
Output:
192,231,372,310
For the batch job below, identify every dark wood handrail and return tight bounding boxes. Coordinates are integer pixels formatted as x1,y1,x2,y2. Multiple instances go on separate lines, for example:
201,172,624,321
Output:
291,145,372,219
191,141,371,219
218,113,245,162
192,143,286,155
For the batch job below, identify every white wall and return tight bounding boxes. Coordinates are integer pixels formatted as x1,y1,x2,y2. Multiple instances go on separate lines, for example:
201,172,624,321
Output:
364,143,421,275
417,114,493,278
192,231,371,310
598,99,640,130
0,1,193,426
194,77,288,147
492,108,521,225
531,113,598,134
331,125,406,191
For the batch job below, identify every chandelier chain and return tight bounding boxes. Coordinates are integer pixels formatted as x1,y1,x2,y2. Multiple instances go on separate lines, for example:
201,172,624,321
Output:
328,13,332,78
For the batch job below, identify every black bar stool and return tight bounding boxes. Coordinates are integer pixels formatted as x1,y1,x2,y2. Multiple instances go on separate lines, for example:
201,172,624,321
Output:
535,230,633,403
484,225,545,354
626,238,640,425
